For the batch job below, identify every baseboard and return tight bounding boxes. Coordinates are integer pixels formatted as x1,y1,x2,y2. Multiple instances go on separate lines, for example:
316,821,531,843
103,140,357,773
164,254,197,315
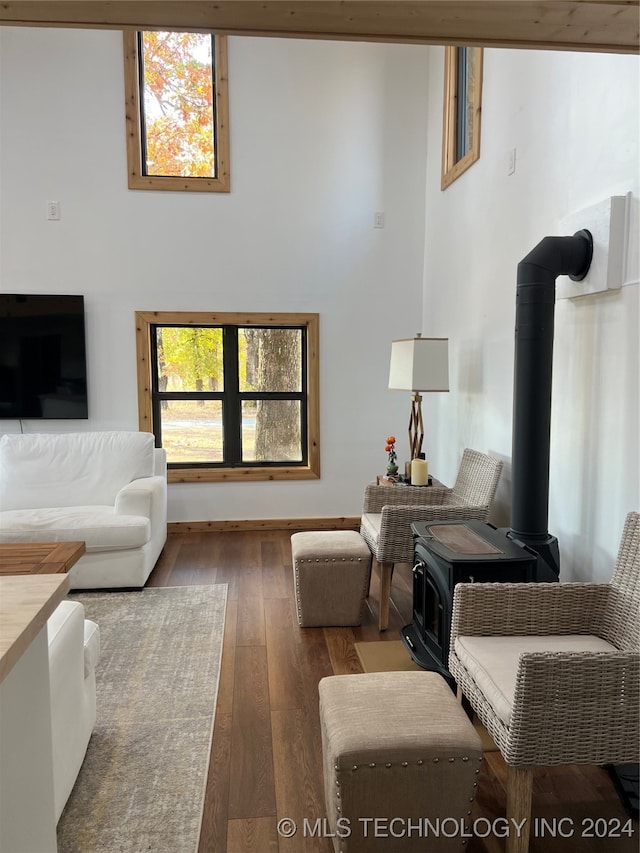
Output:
167,517,361,534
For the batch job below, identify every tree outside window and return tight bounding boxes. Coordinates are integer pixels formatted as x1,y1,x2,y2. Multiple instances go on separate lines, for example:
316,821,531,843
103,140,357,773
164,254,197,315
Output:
135,312,320,483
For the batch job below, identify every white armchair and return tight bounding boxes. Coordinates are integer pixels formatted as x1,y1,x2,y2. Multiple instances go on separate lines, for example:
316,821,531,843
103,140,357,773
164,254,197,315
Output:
48,599,100,821
0,431,167,588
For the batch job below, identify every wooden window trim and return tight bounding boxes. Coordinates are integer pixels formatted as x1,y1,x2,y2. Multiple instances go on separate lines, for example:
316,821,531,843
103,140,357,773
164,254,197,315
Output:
441,46,483,190
123,31,230,192
135,311,320,483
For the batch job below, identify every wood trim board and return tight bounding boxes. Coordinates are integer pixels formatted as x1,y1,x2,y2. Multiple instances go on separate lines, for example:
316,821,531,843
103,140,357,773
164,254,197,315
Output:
167,517,361,534
0,2,636,54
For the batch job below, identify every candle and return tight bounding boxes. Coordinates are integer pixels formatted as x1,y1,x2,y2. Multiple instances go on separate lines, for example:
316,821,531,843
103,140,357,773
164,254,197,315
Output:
411,458,428,486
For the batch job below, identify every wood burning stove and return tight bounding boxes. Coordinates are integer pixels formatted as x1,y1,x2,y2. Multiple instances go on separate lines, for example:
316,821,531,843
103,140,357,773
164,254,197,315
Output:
402,229,596,679
402,520,538,679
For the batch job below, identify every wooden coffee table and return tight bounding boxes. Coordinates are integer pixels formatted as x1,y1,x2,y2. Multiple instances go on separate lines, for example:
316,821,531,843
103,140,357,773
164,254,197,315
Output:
0,541,86,576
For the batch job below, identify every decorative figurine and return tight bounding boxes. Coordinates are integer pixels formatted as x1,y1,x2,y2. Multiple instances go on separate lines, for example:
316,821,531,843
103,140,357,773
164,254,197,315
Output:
385,435,399,476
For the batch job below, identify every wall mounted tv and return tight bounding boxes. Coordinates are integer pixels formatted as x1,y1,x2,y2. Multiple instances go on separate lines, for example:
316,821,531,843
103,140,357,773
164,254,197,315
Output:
0,294,88,419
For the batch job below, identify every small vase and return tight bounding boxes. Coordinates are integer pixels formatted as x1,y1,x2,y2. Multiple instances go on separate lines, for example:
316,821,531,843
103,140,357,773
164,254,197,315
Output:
386,464,398,475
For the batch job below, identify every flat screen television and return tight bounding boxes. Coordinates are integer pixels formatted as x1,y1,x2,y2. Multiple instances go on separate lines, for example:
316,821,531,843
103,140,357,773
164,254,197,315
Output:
0,294,88,419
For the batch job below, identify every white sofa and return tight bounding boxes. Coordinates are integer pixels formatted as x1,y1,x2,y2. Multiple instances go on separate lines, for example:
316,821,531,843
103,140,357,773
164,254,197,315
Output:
0,431,167,589
48,599,100,821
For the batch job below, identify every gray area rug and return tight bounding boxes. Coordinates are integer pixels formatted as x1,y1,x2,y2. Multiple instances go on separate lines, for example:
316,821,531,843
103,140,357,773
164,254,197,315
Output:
57,584,228,853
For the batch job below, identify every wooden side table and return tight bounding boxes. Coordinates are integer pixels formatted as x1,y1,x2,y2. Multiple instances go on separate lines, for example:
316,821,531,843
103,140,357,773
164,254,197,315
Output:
376,474,438,488
376,474,399,486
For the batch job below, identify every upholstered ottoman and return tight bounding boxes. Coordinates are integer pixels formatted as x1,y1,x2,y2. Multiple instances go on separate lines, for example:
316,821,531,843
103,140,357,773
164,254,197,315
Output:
319,671,483,852
291,531,372,627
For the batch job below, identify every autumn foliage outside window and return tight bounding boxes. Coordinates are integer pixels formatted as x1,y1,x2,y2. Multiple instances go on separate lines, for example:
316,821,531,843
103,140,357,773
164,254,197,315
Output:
140,32,215,178
124,30,230,192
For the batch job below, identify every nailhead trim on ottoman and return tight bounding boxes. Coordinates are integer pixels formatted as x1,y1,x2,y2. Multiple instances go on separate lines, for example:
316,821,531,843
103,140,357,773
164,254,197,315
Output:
291,531,372,627
319,671,483,852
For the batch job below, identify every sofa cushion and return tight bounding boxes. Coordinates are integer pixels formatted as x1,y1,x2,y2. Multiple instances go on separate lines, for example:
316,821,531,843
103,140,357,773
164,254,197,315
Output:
0,431,155,511
0,506,151,550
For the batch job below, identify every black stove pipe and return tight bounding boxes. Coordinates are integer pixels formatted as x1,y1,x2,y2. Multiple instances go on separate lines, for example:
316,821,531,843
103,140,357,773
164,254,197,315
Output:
508,230,593,577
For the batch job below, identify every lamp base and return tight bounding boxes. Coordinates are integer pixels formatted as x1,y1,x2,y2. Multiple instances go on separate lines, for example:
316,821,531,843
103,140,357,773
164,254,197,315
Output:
408,394,424,460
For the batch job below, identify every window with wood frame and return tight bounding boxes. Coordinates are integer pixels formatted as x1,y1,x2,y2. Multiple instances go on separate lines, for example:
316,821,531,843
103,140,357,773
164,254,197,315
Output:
441,46,483,190
123,30,230,192
135,312,320,483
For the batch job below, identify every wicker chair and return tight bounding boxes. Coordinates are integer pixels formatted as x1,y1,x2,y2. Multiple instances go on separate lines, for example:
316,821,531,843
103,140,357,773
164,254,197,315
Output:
360,448,503,630
449,510,640,853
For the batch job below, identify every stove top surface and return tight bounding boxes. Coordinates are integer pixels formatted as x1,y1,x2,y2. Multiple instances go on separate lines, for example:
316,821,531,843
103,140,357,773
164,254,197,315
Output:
411,520,536,564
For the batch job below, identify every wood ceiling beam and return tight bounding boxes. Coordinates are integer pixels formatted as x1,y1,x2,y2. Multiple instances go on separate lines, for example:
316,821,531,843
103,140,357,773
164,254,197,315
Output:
0,2,637,54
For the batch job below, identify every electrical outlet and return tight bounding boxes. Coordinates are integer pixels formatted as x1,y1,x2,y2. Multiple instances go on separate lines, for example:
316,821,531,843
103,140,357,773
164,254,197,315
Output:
46,201,60,221
374,211,385,229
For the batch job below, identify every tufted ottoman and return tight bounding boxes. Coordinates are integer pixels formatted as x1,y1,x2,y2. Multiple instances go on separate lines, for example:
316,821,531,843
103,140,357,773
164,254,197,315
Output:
291,531,372,627
319,671,483,852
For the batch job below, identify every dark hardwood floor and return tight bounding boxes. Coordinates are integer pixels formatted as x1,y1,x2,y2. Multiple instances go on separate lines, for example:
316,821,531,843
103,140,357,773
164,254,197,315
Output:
147,530,638,853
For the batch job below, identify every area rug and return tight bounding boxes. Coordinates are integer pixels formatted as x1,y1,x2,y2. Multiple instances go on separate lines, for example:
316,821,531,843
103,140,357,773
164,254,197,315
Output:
355,639,498,751
57,584,228,853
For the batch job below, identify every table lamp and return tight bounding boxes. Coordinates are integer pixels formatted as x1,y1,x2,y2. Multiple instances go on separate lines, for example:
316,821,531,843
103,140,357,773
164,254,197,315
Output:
388,334,449,462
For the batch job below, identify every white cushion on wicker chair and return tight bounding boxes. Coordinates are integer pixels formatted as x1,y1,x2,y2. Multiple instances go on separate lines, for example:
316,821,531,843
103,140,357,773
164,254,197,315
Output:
360,512,381,541
455,634,617,726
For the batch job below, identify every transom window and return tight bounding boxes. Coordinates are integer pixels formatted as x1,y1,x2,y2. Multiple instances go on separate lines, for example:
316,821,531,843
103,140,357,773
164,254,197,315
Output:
441,46,483,189
135,312,320,483
123,30,230,192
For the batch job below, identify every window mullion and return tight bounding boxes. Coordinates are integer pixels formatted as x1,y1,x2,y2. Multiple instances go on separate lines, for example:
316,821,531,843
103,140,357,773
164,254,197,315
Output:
149,324,163,447
136,31,150,177
223,327,241,464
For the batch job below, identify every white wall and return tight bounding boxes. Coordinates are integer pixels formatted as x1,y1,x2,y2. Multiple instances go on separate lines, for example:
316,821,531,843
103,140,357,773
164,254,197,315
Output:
2,29,637,575
0,28,430,522
422,47,639,581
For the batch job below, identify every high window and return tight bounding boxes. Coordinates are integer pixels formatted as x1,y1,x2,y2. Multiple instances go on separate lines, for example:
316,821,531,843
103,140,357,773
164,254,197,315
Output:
135,312,320,483
123,30,230,192
441,46,483,189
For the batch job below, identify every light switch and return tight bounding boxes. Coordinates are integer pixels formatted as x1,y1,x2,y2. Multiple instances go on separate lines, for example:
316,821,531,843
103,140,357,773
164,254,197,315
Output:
46,201,61,221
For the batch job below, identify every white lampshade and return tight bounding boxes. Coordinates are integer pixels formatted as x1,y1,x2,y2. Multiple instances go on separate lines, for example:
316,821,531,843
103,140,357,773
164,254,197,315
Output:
388,336,449,392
